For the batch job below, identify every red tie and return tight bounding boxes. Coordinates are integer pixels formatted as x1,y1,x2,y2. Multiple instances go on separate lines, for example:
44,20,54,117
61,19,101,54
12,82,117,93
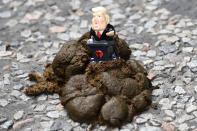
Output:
97,32,101,39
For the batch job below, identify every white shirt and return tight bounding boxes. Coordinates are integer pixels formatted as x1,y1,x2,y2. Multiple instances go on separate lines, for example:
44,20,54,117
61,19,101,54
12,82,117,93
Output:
97,31,103,35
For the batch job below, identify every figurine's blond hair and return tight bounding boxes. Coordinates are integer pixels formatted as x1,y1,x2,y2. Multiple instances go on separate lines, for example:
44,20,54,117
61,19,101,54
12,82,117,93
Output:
92,6,110,24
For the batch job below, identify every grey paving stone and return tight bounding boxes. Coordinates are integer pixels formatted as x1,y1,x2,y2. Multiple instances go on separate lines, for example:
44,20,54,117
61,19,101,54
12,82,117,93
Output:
34,104,46,112
0,120,14,129
132,50,146,56
139,126,162,131
186,105,197,113
10,90,22,98
149,119,161,126
37,95,48,101
136,117,147,124
57,33,69,41
152,89,163,96
46,111,60,118
0,115,7,124
147,50,157,57
0,99,9,107
144,20,157,29
187,60,197,69
159,98,172,110
177,114,194,123
0,11,11,18
40,121,54,129
5,19,18,27
178,123,189,131
164,110,175,118
159,45,178,54
21,30,32,38
51,121,64,130
174,86,186,94
13,84,24,90
14,110,24,120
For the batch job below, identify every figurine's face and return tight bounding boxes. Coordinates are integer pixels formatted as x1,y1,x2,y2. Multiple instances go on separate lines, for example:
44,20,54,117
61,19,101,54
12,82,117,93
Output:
91,12,107,31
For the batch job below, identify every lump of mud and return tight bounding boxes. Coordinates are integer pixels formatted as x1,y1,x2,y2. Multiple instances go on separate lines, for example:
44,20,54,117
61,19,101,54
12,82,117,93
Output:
25,32,155,127
52,40,91,79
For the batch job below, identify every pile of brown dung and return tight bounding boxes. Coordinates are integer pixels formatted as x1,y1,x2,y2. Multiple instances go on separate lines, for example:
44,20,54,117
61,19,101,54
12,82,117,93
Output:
25,32,156,127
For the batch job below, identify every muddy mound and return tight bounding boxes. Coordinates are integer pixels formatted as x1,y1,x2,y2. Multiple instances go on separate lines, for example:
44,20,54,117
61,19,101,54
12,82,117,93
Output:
60,59,152,126
52,40,91,79
25,32,155,127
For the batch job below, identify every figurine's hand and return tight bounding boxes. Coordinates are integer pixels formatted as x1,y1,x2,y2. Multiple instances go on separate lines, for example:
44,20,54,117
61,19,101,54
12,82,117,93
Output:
87,39,93,43
106,31,114,37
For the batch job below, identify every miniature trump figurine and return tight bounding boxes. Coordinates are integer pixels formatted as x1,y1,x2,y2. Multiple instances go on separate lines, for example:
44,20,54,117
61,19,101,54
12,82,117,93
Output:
90,6,115,41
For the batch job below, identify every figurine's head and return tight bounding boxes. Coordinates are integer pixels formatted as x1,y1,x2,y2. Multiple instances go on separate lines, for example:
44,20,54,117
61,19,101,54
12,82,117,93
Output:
91,6,110,31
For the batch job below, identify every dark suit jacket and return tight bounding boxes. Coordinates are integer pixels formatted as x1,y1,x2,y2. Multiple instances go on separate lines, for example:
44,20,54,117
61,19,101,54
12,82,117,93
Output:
90,24,115,41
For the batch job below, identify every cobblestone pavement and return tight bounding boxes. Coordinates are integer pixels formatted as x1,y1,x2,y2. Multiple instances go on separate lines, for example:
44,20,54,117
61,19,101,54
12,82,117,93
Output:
0,0,197,130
